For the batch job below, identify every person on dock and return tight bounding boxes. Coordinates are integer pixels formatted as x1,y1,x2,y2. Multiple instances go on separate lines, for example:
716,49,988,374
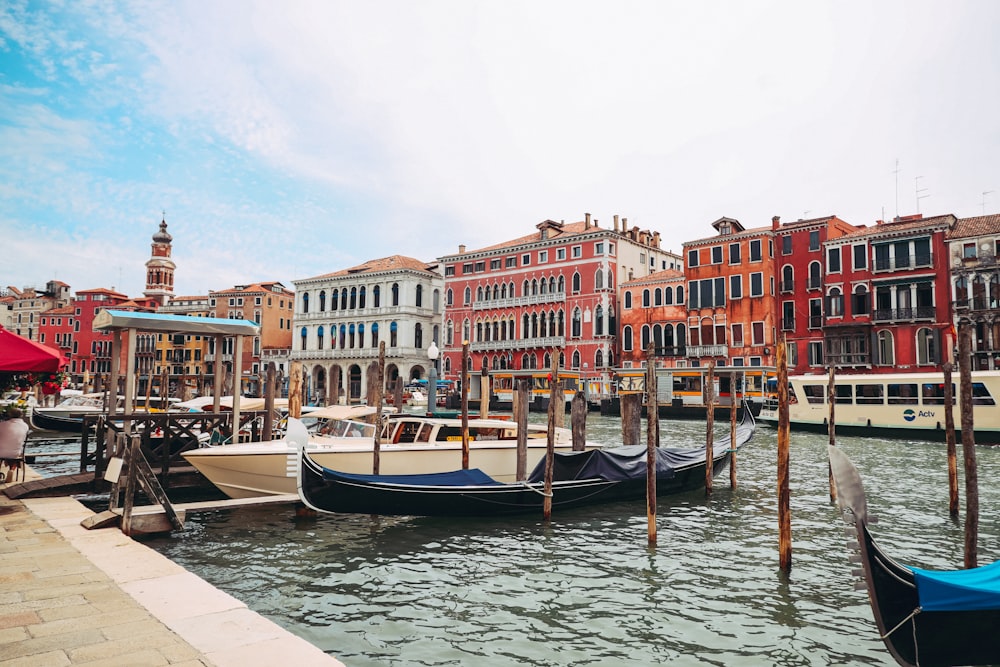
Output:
0,407,29,482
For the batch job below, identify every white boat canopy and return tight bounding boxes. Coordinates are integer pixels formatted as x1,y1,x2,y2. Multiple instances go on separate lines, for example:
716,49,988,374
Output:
308,404,396,420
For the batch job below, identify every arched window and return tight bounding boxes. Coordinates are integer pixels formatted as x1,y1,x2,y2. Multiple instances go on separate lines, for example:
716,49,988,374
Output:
653,324,662,350
827,287,843,317
595,305,604,336
432,289,440,313
809,261,822,289
317,325,325,350
624,291,632,308
878,331,894,365
852,285,869,316
416,285,423,307
359,286,366,309
357,323,365,348
331,290,339,311
664,324,675,352
391,283,400,306
557,309,565,336
350,287,357,309
557,275,565,293
543,352,551,369
476,320,484,342
371,322,379,348
446,320,454,345
654,288,662,306
607,270,614,290
390,321,398,347
595,270,604,290
462,319,470,343
782,265,794,292
664,286,673,305
300,326,308,350
522,313,530,338
523,280,530,296
339,324,347,348
572,350,581,369
349,323,356,348
433,325,440,347
572,308,582,338
916,327,936,365
532,279,539,295
444,357,452,374
415,323,423,349
572,272,581,293
642,289,650,307
677,286,685,305
549,277,556,293
477,286,484,301
539,279,547,294
623,325,633,352
319,291,326,311
595,349,604,368
447,288,454,307
373,285,381,308
302,293,310,313
500,283,507,299
341,288,348,310
464,286,471,305
641,324,651,350
531,312,539,338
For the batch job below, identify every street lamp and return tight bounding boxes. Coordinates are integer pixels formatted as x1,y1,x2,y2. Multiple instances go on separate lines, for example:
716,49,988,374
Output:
427,341,439,415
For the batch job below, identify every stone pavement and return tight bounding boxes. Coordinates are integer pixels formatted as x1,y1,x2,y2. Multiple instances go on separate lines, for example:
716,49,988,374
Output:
0,473,343,666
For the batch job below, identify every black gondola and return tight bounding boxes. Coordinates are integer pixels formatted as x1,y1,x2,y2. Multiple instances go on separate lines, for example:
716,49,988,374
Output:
29,410,86,433
298,406,755,517
828,445,1000,667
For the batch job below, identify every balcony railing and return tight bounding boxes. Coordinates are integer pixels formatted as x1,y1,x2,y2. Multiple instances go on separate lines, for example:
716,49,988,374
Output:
872,306,937,322
781,317,795,331
809,316,823,329
807,278,822,290
780,279,795,293
873,253,933,272
955,298,1000,312
470,335,566,352
652,345,686,357
686,344,728,357
472,291,567,311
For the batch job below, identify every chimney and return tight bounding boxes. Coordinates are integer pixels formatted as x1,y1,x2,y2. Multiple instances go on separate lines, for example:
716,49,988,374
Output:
652,231,661,248
585,212,591,230
771,215,780,231
458,244,466,254
613,215,620,232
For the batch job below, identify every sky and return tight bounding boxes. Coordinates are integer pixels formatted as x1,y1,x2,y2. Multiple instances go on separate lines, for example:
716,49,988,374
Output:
2,0,999,299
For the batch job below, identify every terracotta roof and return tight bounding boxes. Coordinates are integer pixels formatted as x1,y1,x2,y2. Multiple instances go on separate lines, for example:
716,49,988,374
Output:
300,255,437,281
839,214,955,240
447,220,596,256
684,224,773,246
947,214,1000,239
621,268,685,287
211,282,291,295
44,305,75,315
76,287,128,297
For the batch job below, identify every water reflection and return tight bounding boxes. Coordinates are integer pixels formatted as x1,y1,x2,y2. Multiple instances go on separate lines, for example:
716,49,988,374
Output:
132,416,997,665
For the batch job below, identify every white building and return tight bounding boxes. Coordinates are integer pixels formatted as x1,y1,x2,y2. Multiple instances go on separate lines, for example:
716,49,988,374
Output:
292,255,444,405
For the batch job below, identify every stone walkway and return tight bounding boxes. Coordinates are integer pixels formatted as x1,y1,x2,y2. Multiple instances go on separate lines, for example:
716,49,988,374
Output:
0,473,343,666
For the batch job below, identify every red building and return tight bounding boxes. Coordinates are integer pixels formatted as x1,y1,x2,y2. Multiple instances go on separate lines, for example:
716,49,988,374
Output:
619,269,687,367
439,215,682,386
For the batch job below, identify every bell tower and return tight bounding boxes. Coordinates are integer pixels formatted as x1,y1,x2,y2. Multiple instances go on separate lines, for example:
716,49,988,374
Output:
144,216,176,306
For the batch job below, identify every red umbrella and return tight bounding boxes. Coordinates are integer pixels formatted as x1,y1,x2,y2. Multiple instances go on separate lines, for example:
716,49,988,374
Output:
0,325,67,373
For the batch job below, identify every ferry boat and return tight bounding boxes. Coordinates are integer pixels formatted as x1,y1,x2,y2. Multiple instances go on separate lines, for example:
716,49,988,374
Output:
608,366,776,419
758,370,1000,443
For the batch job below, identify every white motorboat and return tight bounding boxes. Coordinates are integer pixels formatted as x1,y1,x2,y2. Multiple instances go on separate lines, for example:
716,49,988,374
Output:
182,407,588,499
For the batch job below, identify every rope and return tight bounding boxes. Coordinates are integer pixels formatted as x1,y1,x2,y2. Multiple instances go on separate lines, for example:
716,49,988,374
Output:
880,607,920,641
518,482,553,498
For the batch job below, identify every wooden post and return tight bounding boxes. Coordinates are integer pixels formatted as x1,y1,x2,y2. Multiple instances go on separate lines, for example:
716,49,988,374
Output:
827,366,837,502
730,371,738,489
262,363,275,441
543,352,559,520
943,362,959,516
393,378,404,414
289,361,303,419
621,394,641,447
958,322,979,568
461,341,470,469
704,360,715,495
571,390,587,451
373,342,385,475
777,339,792,571
515,379,529,480
645,346,658,546
480,365,490,419
553,370,565,429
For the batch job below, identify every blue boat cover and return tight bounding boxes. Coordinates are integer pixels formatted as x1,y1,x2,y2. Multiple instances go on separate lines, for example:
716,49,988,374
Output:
526,445,706,483
321,467,504,487
911,559,1000,611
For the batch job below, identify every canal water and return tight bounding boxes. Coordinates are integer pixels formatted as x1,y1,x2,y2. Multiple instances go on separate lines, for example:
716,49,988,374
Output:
29,416,1000,665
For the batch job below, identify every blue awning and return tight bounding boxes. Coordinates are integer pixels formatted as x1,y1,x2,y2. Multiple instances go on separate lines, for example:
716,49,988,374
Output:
912,560,1000,611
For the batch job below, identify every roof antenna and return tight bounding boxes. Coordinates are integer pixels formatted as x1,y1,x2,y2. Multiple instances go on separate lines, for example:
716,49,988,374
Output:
915,176,929,213
893,158,900,218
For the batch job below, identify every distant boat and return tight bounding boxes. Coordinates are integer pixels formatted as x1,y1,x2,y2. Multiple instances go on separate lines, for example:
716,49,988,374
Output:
297,406,755,517
828,444,1000,667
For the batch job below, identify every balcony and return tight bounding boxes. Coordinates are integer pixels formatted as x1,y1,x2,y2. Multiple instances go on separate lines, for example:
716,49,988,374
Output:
653,345,686,357
872,306,937,322
954,298,1000,315
472,291,567,311
686,344,728,358
808,316,823,329
780,279,795,293
807,278,822,290
470,336,565,352
781,317,795,331
873,253,933,272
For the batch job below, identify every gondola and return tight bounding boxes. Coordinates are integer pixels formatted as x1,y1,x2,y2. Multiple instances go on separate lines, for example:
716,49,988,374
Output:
297,405,755,517
828,445,1000,667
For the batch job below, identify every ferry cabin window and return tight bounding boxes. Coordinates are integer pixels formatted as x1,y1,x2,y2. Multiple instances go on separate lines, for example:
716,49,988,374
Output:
856,384,885,404
835,384,853,404
972,382,997,405
887,383,918,404
921,383,950,405
803,385,825,404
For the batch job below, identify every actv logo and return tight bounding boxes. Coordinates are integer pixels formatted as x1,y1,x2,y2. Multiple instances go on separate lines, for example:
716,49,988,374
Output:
903,409,917,422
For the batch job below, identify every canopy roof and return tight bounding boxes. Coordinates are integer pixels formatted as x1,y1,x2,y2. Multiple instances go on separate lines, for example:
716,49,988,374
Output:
0,325,67,373
93,309,259,336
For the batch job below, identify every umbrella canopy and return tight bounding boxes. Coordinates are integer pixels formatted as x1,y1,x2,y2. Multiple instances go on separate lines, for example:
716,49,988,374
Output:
0,326,66,373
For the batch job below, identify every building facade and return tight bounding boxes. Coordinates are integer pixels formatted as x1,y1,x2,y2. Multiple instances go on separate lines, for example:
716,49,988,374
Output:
292,256,444,405
619,268,687,367
947,213,1000,370
10,281,71,341
143,218,176,306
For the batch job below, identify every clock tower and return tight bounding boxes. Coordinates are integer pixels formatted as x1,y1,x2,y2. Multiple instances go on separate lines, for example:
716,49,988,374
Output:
144,217,176,306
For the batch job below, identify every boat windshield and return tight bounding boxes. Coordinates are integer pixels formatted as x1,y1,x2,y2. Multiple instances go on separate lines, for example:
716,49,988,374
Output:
316,419,374,439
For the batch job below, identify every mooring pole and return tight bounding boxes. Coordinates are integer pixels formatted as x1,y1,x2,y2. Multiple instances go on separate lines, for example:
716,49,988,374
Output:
515,379,529,480
827,366,837,502
461,341,470,470
373,341,385,475
705,360,715,495
943,362,959,516
571,389,587,451
645,345,658,546
958,322,979,568
729,371,738,489
777,339,792,572
543,351,560,520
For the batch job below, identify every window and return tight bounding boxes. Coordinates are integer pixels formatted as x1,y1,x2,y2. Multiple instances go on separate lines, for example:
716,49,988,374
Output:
539,251,548,263
808,341,824,366
711,246,722,264
731,323,744,347
624,291,632,309
642,289,650,307
714,277,725,306
809,231,820,251
447,289,454,306
445,265,455,276
654,288,662,306
809,262,822,289
782,302,795,330
750,272,763,297
851,285,869,316
506,257,516,268
752,321,765,345
688,249,699,267
827,247,842,273
301,293,309,313
572,245,582,258
916,327,937,365
623,326,633,351
464,287,471,305
462,263,473,274
595,242,604,255
888,383,918,405
572,272,581,293
730,275,742,300
827,287,843,317
782,236,792,255
416,285,423,307
853,244,867,270
556,248,566,260
522,254,530,266
730,243,742,264
490,259,501,270
391,283,400,306
750,240,762,262
572,308,582,338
